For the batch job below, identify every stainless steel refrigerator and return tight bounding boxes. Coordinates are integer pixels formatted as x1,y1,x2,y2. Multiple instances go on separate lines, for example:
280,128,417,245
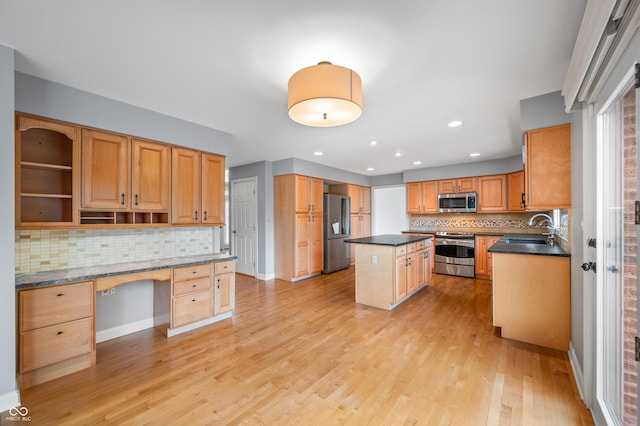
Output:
323,194,351,273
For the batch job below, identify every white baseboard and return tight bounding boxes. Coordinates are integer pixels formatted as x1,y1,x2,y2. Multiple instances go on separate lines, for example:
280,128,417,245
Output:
568,342,585,401
256,272,275,281
0,389,21,413
166,312,232,337
96,318,154,343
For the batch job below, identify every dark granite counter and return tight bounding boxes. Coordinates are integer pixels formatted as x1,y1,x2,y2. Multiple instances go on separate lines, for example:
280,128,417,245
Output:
488,234,570,257
16,253,237,289
345,234,430,247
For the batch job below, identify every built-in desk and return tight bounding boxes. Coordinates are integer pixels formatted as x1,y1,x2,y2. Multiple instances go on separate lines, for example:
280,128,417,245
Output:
15,254,236,389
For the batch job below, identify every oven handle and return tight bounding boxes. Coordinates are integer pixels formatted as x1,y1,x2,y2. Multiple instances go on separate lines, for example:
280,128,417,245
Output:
435,238,475,247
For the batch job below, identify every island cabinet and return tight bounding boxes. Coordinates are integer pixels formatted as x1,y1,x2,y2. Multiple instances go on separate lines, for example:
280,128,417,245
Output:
492,252,570,351
171,147,225,225
477,175,507,212
406,181,438,214
524,124,571,209
351,235,430,310
274,174,324,281
474,235,501,279
15,114,81,227
438,177,476,194
17,281,96,389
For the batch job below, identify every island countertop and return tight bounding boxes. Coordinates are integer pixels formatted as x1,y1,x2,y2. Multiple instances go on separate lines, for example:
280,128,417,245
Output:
16,253,237,289
345,234,431,247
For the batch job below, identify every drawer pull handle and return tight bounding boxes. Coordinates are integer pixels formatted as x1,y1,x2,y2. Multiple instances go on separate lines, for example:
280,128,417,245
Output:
192,284,197,287
192,299,197,302
57,331,64,335
56,293,64,297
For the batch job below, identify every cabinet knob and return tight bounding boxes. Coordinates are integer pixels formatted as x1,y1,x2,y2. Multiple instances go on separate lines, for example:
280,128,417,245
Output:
56,293,64,297
57,331,64,335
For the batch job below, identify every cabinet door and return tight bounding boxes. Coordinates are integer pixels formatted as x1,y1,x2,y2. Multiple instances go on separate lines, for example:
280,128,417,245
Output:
360,214,371,238
309,178,324,213
131,139,170,211
201,153,225,224
348,185,362,213
475,237,489,277
171,148,201,224
81,129,130,209
422,181,439,212
438,179,457,194
309,213,324,273
424,245,433,282
406,252,417,293
507,171,525,211
395,255,407,302
457,177,477,192
294,213,310,277
360,187,371,214
478,175,507,212
294,175,311,213
214,273,235,315
525,124,571,209
486,236,501,278
406,182,423,213
172,290,212,328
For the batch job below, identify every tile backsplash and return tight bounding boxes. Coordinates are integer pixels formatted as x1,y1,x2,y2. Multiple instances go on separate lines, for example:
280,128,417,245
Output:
16,227,216,274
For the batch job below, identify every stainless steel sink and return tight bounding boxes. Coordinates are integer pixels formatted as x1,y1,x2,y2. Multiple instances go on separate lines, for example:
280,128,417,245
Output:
503,238,548,245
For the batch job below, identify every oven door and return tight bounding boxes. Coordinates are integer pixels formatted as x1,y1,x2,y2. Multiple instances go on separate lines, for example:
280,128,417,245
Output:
434,238,475,266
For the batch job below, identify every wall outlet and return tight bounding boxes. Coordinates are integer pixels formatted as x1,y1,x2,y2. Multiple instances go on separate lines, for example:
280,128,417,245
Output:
101,290,109,296
371,255,377,264
109,288,116,295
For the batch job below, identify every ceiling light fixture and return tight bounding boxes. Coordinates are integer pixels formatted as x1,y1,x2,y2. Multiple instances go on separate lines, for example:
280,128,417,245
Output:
370,140,377,146
448,120,463,128
288,61,362,127
413,161,422,165
367,167,374,171
395,152,402,157
470,152,480,157
314,151,323,156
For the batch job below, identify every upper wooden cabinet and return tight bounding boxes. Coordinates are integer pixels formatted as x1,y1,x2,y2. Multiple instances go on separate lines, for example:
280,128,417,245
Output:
477,175,507,212
294,175,323,214
15,114,80,227
131,139,170,211
171,148,225,225
524,124,571,209
349,185,371,214
507,171,525,211
406,181,438,214
438,177,476,194
81,129,130,209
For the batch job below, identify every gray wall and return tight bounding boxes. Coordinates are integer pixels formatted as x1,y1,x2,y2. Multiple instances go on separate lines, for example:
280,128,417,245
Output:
520,91,570,132
273,157,372,186
403,155,523,183
15,73,232,155
0,44,17,409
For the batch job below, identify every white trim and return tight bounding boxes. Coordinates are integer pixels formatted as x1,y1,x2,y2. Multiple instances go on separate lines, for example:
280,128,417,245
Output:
256,272,275,281
166,312,232,337
96,317,155,343
568,342,586,402
0,390,21,413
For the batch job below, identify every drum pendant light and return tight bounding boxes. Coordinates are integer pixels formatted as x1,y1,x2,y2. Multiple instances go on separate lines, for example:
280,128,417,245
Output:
287,61,362,127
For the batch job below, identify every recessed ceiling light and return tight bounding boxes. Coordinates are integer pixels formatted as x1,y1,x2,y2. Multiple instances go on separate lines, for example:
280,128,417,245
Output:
413,161,422,165
470,152,480,157
367,167,374,171
448,120,463,128
395,152,402,157
370,140,377,146
314,151,323,156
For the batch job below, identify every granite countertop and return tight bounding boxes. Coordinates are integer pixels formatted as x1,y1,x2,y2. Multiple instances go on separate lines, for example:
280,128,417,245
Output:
345,234,430,246
16,253,237,289
488,234,570,257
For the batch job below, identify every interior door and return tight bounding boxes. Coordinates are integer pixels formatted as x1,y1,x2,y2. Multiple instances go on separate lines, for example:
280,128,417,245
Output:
231,177,257,277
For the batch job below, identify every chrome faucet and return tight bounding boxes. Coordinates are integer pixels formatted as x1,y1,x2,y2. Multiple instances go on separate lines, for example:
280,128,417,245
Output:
528,213,555,242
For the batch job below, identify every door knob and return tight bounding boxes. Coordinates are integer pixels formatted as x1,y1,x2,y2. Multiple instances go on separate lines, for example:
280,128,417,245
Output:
581,262,596,272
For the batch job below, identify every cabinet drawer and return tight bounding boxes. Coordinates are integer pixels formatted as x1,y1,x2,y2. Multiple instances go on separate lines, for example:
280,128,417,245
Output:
396,245,407,257
416,240,425,250
172,290,212,328
406,243,417,253
173,264,212,282
214,260,235,275
19,281,94,332
173,276,211,296
20,317,94,372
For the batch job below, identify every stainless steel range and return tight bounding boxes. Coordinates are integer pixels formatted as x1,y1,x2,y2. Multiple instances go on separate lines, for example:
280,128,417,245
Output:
434,232,475,278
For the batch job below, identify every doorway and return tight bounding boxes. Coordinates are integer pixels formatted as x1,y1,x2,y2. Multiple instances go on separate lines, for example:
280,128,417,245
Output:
230,177,258,277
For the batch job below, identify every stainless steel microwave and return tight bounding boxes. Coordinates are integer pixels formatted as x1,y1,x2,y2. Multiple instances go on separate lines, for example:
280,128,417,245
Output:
438,192,477,213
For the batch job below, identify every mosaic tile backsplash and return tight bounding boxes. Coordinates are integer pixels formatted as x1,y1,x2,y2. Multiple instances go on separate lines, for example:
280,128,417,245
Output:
16,227,216,274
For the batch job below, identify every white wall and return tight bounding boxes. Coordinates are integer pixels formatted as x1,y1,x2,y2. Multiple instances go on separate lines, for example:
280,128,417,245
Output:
372,186,407,235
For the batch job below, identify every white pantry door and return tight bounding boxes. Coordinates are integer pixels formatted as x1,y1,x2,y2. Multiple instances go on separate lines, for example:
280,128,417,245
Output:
231,177,257,277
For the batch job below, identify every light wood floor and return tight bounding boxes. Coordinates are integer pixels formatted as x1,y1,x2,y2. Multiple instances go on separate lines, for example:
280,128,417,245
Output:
5,269,593,425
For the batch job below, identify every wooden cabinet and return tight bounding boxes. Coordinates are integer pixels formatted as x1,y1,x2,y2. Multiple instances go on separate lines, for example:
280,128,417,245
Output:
492,253,570,351
415,237,433,285
348,185,370,214
274,174,324,281
131,139,170,211
475,235,501,279
81,129,130,209
395,243,418,299
406,181,438,214
507,171,525,211
524,124,571,209
171,148,225,225
17,281,95,388
477,175,507,212
171,264,212,329
15,114,80,227
438,177,476,194
214,261,235,315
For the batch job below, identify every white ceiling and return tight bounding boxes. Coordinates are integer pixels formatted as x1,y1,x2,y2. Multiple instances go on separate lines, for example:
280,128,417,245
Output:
0,1,587,176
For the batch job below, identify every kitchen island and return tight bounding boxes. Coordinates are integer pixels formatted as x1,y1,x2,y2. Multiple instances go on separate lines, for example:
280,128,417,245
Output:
346,234,432,310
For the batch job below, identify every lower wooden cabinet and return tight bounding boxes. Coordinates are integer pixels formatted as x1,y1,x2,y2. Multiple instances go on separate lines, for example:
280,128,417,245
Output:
17,281,96,389
475,235,502,279
171,264,213,329
214,260,235,315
